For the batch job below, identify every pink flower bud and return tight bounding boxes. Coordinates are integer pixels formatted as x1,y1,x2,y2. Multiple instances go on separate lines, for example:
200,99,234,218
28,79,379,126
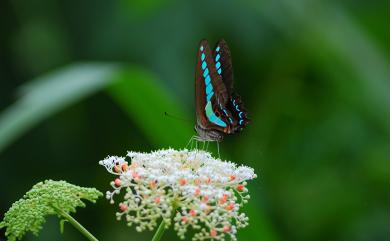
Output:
189,209,197,216
119,203,128,212
219,194,228,204
223,225,231,232
210,229,217,237
114,178,121,187
114,165,121,173
226,203,235,211
194,188,201,196
179,178,187,186
122,162,128,171
205,177,211,184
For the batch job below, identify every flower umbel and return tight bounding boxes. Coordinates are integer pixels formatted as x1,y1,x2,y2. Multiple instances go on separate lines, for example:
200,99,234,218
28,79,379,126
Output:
99,149,257,240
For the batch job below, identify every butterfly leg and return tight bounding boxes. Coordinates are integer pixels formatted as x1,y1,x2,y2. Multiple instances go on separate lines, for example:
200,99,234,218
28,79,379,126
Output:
192,138,196,150
206,141,210,151
217,141,220,159
191,136,199,150
186,136,195,149
193,139,201,159
202,141,206,150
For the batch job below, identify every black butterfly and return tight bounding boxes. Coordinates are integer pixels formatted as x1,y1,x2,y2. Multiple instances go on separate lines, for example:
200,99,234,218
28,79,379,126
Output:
194,39,249,142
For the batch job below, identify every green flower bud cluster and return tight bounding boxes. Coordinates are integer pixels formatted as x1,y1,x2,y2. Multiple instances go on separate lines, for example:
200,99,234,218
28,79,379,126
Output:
0,180,102,241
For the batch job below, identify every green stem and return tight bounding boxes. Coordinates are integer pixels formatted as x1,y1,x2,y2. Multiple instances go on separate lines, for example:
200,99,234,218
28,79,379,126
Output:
53,206,98,241
151,219,168,241
151,203,178,241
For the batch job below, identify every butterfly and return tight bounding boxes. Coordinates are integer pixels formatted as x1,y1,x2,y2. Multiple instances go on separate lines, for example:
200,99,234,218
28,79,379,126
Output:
194,39,249,142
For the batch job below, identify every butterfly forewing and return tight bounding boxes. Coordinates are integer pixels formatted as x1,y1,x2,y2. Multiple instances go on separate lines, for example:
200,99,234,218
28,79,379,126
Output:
200,40,229,106
195,39,230,133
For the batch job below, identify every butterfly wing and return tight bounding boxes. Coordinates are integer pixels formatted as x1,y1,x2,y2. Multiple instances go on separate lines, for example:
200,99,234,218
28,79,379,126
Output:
213,39,234,94
195,39,232,140
227,93,249,132
213,39,249,132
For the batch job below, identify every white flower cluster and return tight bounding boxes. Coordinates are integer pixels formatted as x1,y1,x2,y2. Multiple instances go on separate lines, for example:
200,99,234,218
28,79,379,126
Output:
99,149,257,241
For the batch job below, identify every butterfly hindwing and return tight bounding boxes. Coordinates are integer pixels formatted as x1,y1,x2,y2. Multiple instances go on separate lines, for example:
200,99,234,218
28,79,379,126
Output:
228,94,249,132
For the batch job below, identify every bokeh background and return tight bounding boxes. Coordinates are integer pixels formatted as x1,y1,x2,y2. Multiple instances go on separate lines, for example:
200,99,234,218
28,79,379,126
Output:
1,0,389,241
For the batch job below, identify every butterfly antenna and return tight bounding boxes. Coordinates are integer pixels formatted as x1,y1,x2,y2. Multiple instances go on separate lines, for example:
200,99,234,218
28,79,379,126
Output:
164,112,192,124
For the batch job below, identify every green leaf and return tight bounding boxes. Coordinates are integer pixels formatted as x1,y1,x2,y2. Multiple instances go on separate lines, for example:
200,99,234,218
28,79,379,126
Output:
0,63,192,153
0,63,118,153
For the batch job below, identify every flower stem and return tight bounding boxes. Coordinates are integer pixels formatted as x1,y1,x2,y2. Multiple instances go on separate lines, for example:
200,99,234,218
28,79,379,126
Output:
53,206,98,241
151,203,178,241
151,219,168,241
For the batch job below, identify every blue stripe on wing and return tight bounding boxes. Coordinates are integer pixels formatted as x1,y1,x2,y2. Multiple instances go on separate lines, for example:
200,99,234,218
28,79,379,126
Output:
199,45,227,127
215,46,222,76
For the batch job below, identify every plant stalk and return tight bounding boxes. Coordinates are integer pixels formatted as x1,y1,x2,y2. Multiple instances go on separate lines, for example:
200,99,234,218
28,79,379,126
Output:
53,206,98,241
151,219,168,241
151,203,178,241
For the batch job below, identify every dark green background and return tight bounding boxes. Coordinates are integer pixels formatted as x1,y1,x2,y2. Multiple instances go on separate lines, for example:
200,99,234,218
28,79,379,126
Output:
1,0,389,241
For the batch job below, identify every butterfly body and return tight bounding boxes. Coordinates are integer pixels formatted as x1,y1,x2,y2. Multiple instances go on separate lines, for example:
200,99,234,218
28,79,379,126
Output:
194,39,249,142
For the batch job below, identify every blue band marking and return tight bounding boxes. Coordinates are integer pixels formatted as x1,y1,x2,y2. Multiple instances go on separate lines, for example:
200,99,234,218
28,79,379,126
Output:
200,46,216,104
215,46,222,76
203,68,209,78
205,101,227,127
215,54,220,62
231,98,245,125
205,75,211,84
206,83,213,95
202,62,207,70
206,91,213,101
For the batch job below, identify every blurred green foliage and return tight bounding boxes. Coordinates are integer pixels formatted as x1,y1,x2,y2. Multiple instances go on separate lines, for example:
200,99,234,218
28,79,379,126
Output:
0,0,389,241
